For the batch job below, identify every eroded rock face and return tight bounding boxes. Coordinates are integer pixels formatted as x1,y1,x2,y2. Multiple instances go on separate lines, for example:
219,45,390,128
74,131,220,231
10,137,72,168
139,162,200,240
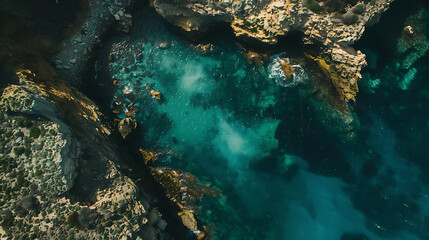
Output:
118,117,137,139
0,68,171,239
1,70,79,196
151,0,395,101
150,167,216,239
0,1,179,239
54,0,136,86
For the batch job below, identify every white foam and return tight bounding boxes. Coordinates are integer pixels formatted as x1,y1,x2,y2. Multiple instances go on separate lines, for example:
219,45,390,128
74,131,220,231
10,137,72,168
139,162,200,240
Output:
268,54,308,87
268,55,286,83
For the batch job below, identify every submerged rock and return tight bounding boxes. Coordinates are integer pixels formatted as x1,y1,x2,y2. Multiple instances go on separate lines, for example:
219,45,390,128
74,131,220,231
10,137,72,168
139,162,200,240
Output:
397,9,429,70
341,233,370,240
365,8,429,93
309,96,360,145
158,39,171,49
193,43,214,54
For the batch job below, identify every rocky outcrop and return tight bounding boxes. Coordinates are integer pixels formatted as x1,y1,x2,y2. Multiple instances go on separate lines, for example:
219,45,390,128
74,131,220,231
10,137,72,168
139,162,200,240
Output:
139,149,172,165
0,68,173,239
0,69,79,196
118,117,137,139
0,16,175,234
54,0,136,86
151,0,395,101
150,167,217,240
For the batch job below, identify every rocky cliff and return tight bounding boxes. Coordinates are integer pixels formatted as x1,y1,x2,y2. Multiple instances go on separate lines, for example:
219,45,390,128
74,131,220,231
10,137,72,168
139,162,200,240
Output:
0,1,176,239
151,0,394,101
0,0,401,238
0,67,174,239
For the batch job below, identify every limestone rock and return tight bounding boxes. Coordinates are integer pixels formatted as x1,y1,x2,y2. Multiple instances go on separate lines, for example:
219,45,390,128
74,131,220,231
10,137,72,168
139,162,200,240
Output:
0,67,166,239
0,2,173,239
118,118,137,139
178,209,198,232
0,70,79,196
244,50,269,66
279,58,295,79
194,43,215,53
138,149,171,164
151,0,395,100
150,167,217,237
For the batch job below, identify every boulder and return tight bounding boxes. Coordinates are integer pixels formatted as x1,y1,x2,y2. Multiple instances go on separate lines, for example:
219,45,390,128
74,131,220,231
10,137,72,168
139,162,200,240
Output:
194,43,214,54
118,118,137,139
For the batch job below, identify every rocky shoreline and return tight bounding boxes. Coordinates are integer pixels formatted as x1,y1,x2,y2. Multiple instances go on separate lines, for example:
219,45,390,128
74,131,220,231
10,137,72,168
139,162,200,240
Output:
54,0,136,87
0,1,196,239
151,0,394,101
0,0,400,239
0,60,183,239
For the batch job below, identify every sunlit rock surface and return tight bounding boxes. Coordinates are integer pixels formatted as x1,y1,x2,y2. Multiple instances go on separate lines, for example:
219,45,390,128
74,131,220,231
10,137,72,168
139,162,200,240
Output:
118,117,138,139
0,67,171,239
150,167,216,239
152,0,394,101
1,0,429,240
1,70,79,196
0,9,173,236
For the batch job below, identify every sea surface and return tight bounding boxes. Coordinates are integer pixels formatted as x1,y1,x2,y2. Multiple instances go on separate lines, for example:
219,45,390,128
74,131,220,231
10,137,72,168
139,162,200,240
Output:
93,1,429,239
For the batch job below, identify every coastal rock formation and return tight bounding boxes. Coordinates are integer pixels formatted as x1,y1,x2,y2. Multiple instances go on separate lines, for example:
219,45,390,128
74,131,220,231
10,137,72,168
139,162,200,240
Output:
0,12,174,233
118,117,137,139
54,0,136,86
151,167,217,239
151,0,395,100
361,7,428,94
0,70,79,196
0,68,172,239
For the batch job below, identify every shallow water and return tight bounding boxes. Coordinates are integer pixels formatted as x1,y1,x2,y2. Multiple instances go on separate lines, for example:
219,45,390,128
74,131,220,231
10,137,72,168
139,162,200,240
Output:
94,3,429,239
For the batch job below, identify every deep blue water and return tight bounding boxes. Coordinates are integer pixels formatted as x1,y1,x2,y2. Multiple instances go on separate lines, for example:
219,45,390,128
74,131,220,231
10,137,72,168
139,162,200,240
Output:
94,2,429,239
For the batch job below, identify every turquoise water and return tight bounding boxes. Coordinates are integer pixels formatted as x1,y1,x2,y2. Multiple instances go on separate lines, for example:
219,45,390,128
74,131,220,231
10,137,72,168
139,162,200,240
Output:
94,3,429,239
